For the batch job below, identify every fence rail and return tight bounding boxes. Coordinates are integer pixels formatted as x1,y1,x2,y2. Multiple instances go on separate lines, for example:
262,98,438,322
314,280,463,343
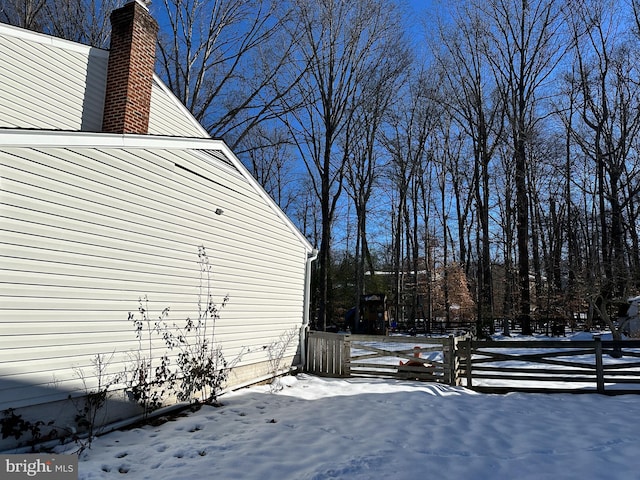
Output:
460,337,640,394
305,332,640,394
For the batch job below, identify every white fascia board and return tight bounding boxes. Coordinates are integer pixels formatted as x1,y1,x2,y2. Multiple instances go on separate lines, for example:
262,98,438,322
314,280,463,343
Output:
0,129,314,252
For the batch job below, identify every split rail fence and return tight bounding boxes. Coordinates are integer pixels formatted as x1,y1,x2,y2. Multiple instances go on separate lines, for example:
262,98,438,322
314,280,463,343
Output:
305,331,640,394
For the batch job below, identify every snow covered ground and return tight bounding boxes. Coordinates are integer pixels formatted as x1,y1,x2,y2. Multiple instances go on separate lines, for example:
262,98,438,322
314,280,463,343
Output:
77,371,640,479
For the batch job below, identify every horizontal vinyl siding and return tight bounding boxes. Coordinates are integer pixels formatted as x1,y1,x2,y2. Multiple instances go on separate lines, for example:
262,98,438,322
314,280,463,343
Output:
0,26,209,137
148,80,209,138
0,32,107,131
0,145,308,409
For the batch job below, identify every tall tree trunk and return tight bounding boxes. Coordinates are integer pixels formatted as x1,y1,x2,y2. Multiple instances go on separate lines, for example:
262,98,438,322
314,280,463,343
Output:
515,129,532,334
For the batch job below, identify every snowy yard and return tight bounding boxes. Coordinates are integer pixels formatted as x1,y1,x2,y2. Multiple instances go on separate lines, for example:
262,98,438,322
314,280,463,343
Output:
76,371,640,479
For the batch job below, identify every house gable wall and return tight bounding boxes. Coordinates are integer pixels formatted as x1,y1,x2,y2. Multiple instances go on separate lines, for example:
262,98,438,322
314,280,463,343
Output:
0,140,309,416
0,19,312,449
0,23,207,138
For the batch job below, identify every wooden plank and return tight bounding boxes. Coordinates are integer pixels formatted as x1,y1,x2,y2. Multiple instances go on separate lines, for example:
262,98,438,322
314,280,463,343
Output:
465,337,473,387
602,370,640,377
349,334,446,343
471,373,596,382
471,366,595,375
602,340,640,348
349,352,398,361
352,343,444,354
343,338,351,377
472,340,598,349
348,363,398,371
350,344,434,364
309,331,345,340
603,361,640,369
470,352,597,370
469,386,600,395
449,336,459,385
602,377,640,384
603,351,640,359
349,369,398,377
396,364,441,374
471,348,596,362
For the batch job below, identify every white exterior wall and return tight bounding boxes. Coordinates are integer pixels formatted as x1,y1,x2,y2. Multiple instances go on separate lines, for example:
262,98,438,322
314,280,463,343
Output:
0,24,207,138
0,25,107,131
148,79,209,138
0,138,310,412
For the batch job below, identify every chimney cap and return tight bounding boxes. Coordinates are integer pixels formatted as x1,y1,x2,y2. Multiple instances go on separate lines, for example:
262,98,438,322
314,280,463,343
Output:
133,0,151,11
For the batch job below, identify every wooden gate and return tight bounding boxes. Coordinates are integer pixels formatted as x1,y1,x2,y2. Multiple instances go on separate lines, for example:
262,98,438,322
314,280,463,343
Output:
306,332,463,385
306,331,351,377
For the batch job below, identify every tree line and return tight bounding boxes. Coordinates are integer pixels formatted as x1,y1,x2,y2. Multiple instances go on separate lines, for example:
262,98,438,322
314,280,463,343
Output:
4,0,639,335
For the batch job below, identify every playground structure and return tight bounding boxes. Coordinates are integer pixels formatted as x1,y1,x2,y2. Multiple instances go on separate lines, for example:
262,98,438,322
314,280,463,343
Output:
345,293,389,335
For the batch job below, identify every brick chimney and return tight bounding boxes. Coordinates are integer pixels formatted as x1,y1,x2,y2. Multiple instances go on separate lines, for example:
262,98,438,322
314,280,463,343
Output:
102,0,158,134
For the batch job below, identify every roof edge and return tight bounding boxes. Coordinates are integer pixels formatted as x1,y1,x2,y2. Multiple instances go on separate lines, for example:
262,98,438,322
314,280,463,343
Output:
0,22,108,57
213,142,314,253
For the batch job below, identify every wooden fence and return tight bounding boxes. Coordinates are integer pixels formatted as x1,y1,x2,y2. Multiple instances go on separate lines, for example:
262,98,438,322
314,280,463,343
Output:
306,332,461,385
460,337,640,394
306,332,640,394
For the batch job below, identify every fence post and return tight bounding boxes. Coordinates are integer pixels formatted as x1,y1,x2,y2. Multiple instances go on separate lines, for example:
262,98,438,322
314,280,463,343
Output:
594,336,605,394
448,335,461,386
305,331,314,373
343,334,351,377
465,336,473,388
443,336,450,384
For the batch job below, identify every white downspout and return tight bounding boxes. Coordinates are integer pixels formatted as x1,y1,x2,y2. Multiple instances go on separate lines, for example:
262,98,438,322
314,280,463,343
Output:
300,248,318,369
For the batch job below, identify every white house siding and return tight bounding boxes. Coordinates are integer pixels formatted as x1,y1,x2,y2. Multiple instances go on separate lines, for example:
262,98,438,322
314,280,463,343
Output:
0,24,208,139
148,79,209,138
0,25,108,131
0,140,310,412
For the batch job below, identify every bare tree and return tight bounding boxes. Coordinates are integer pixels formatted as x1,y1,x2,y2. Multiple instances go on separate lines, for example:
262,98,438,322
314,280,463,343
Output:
283,0,405,330
570,0,640,337
1,0,48,30
381,68,439,329
344,33,409,328
477,0,567,334
432,2,505,335
243,123,299,214
50,0,118,47
1,0,117,46
494,143,518,325
155,0,300,150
